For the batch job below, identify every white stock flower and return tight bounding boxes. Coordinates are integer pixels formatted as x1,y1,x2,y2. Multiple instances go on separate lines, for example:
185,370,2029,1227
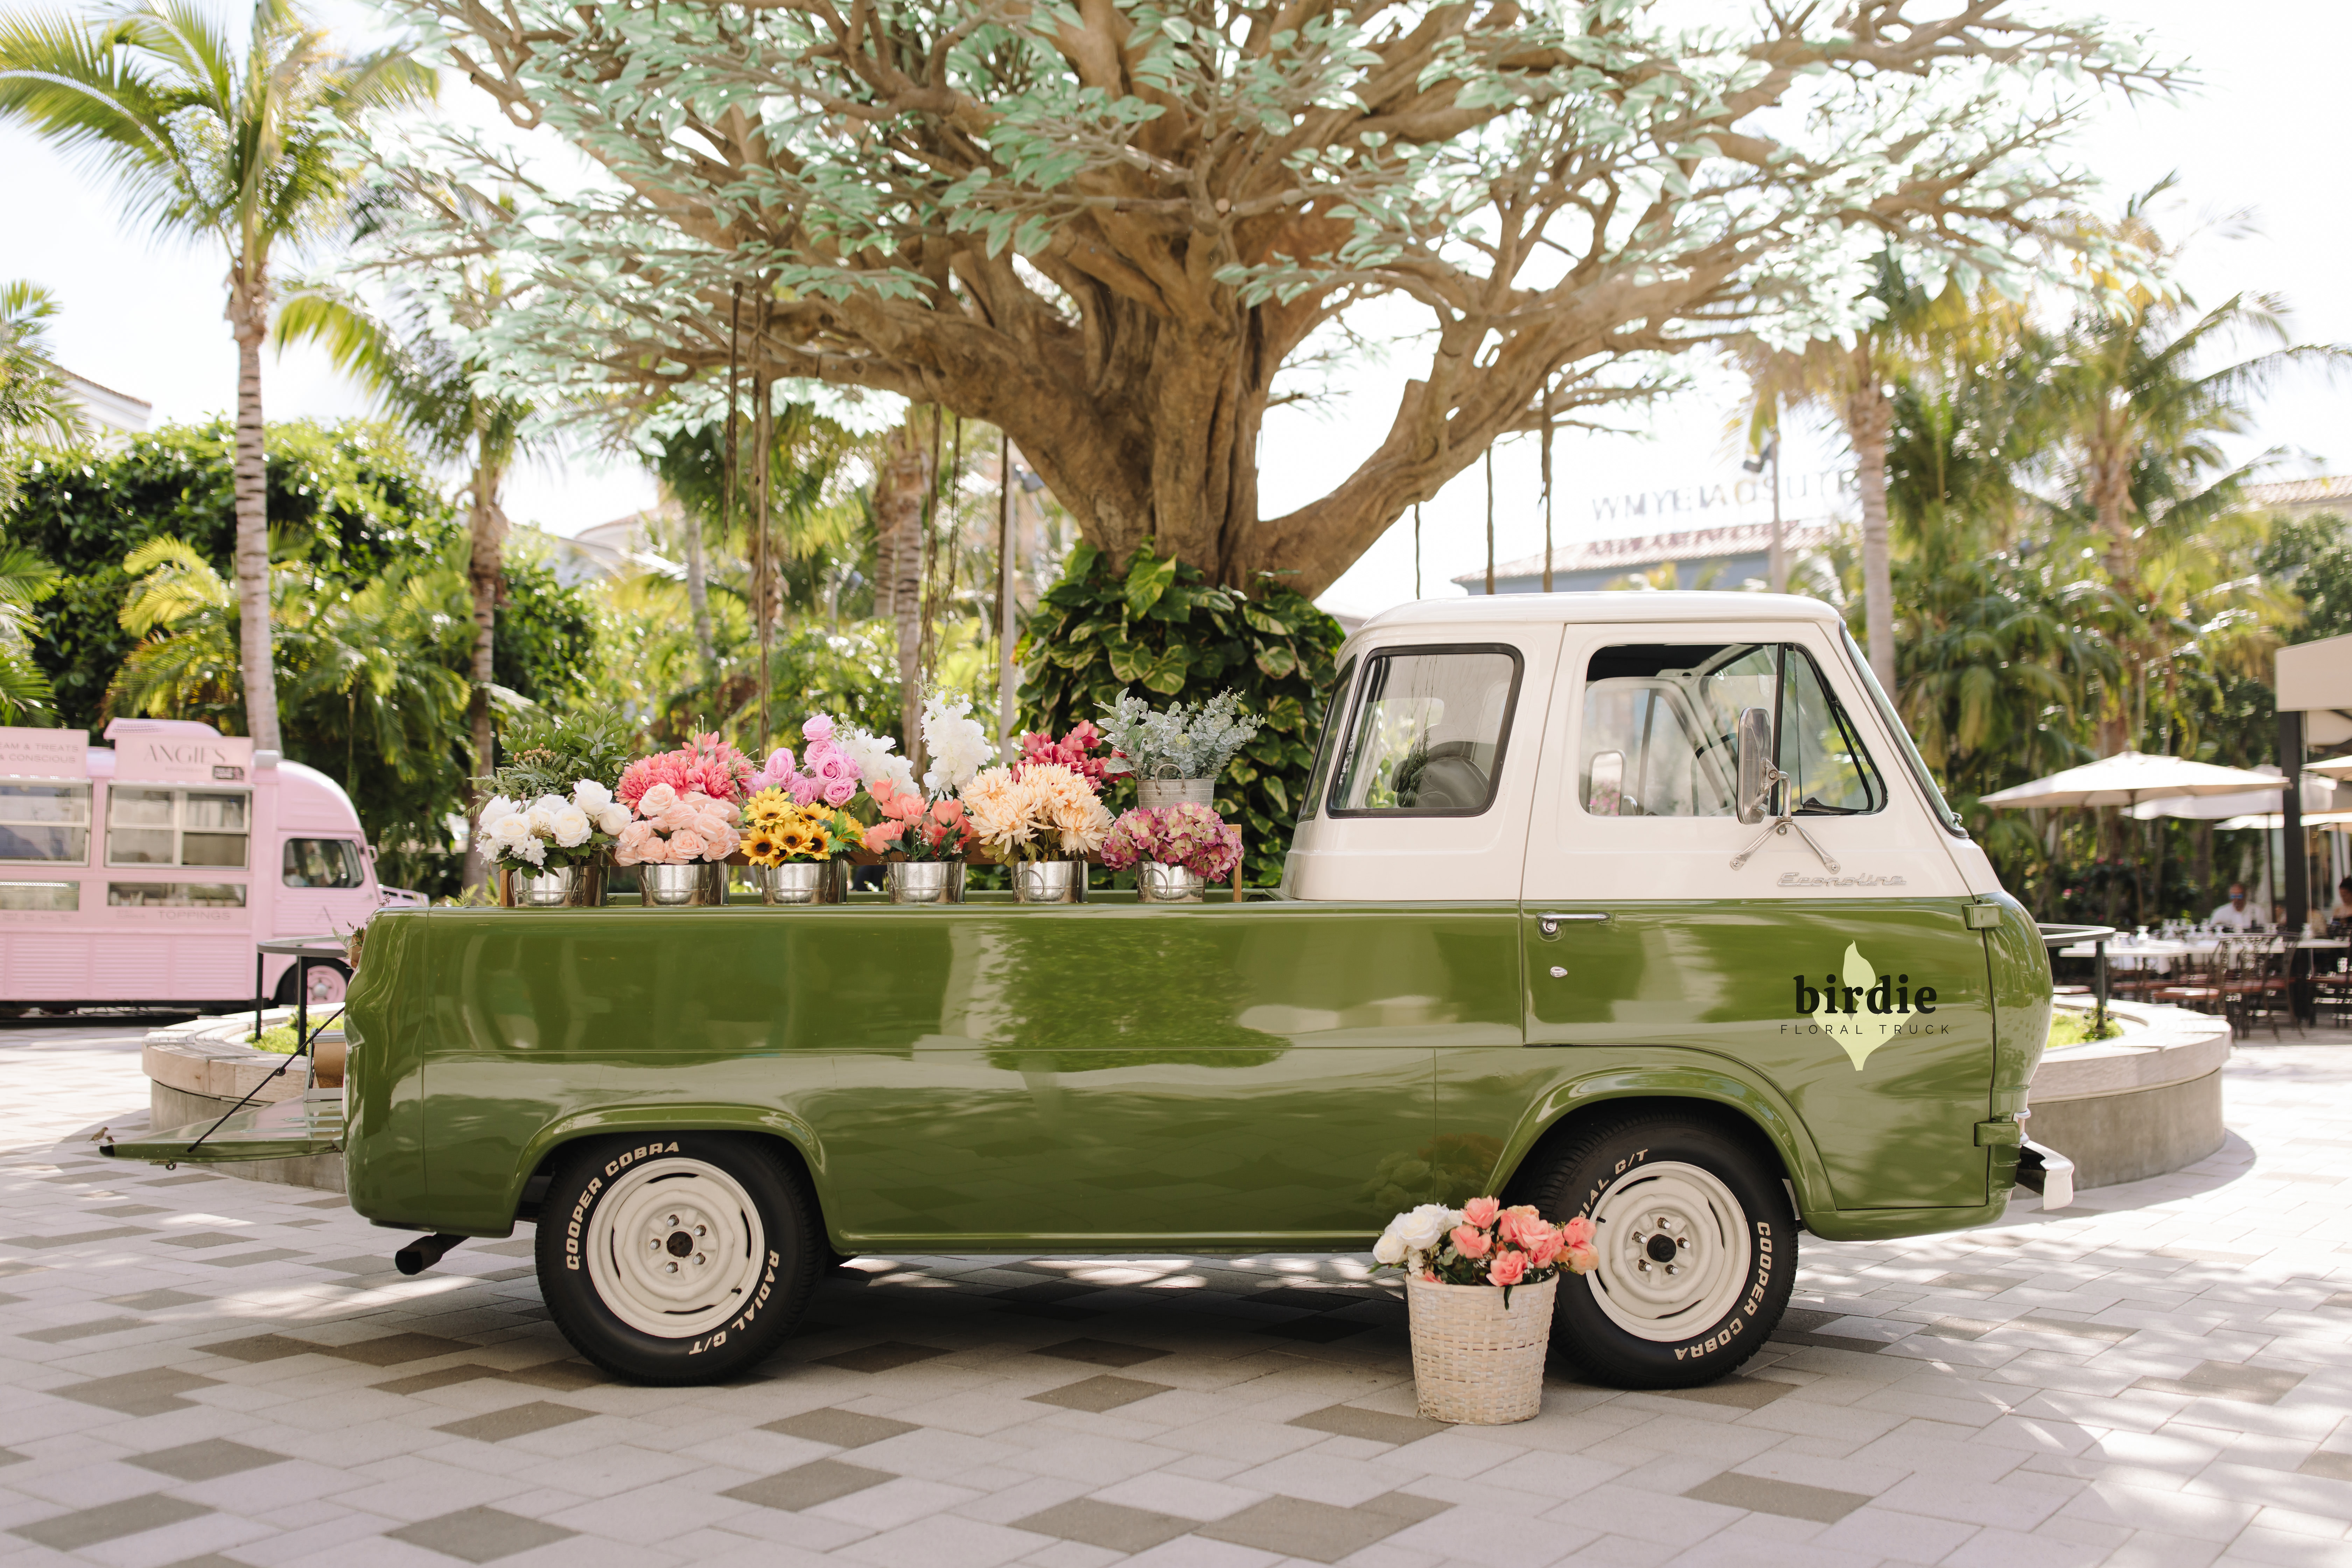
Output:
551,804,593,847
571,779,613,811
594,803,631,836
1394,1204,1455,1252
515,836,547,867
921,693,995,794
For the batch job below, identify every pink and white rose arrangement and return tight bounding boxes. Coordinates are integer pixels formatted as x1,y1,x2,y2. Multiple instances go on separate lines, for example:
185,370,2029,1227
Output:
1099,802,1240,881
612,780,743,866
863,774,976,860
750,715,867,809
1374,1196,1599,1303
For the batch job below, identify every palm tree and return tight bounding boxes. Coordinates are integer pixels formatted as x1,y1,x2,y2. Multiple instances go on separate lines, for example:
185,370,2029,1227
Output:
276,277,530,888
1,280,84,501
0,0,432,751
1736,252,1967,691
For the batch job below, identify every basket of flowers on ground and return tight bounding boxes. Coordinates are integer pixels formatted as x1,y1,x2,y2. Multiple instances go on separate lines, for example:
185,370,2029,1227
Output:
1376,1197,1598,1424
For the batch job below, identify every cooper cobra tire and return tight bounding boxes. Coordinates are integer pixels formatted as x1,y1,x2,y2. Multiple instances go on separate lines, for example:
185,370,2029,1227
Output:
535,1132,819,1384
1513,1109,1795,1389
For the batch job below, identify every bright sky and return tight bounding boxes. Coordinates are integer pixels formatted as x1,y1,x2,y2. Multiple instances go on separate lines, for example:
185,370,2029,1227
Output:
4,2,2343,621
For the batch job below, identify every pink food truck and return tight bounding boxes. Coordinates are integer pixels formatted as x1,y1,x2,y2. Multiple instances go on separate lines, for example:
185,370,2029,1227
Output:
0,719,414,1012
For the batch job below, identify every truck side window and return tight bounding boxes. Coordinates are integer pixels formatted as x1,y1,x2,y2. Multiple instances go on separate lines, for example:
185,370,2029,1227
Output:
1779,646,1886,815
1580,643,1884,817
1329,645,1521,816
284,838,365,888
1581,644,1775,816
1298,657,1356,822
0,782,90,863
106,788,251,867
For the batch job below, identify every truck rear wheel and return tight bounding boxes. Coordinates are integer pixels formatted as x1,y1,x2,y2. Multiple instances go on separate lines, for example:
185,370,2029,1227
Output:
535,1133,819,1384
1514,1109,1794,1389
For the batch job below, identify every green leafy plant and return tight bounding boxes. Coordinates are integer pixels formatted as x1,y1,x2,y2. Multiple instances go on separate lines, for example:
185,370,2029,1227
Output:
1020,544,1342,887
480,704,639,803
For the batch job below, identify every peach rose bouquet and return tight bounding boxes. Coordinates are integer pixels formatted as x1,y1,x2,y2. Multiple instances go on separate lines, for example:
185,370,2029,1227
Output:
611,780,742,867
1373,1196,1598,1304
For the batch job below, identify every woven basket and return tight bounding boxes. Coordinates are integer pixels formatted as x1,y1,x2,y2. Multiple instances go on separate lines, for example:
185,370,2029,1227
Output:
1405,1275,1556,1424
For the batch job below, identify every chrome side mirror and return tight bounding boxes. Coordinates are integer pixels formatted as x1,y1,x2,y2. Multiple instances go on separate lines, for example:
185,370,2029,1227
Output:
1736,707,1775,825
1586,751,1625,816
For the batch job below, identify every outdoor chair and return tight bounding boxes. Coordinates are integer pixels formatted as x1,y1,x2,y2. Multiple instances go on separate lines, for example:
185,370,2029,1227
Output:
2220,938,2300,1041
2151,945,2224,1016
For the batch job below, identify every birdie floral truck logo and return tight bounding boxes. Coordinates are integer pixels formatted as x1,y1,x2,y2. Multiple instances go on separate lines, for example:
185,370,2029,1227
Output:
1787,943,1945,1070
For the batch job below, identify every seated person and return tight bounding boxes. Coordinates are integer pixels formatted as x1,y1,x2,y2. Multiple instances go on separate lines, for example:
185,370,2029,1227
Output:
2208,883,2260,931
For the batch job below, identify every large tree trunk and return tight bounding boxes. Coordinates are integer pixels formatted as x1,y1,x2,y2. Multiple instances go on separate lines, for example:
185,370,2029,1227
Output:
461,442,507,895
225,273,280,752
683,505,714,676
1845,369,1897,696
874,422,931,750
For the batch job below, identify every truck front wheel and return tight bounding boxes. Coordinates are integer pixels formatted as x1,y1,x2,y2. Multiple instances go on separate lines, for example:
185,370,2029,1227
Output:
534,1133,820,1384
1515,1110,1795,1389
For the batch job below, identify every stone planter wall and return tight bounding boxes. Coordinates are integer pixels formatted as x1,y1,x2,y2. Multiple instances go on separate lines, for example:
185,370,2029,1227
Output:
2031,1000,2230,1189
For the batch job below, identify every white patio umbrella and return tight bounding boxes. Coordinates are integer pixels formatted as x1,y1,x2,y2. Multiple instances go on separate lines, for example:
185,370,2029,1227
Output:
2126,763,2291,821
2217,810,2352,831
1980,751,2290,810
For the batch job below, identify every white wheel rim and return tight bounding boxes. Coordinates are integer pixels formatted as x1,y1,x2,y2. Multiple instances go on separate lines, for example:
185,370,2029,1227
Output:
583,1157,766,1338
1584,1159,1752,1344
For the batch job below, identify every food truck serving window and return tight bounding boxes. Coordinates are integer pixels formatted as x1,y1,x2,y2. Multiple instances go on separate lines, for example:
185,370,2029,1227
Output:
0,781,91,863
108,882,246,908
0,880,78,911
284,838,364,888
107,788,250,868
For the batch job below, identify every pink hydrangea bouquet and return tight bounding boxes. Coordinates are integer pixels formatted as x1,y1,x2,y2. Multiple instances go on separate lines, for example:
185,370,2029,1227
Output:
749,715,867,810
961,763,1112,862
1374,1197,1599,1303
616,733,754,808
611,781,743,866
1099,803,1240,881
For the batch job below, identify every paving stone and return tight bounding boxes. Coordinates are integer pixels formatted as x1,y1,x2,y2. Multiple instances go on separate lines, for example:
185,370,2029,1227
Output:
131,1438,291,1481
722,1457,897,1510
433,1400,597,1442
1652,1376,1794,1410
1029,1374,1176,1413
51,1365,221,1415
10,1490,214,1550
1682,1471,1872,1522
2129,1360,2308,1406
153,1229,251,1248
1196,1492,1439,1563
18,1313,149,1342
817,1340,954,1373
197,1332,326,1362
762,1408,923,1448
1015,1497,1195,1552
1286,1404,1450,1446
1032,1338,1170,1368
107,1287,210,1309
314,1331,478,1366
384,1505,580,1563
0,1225,152,1248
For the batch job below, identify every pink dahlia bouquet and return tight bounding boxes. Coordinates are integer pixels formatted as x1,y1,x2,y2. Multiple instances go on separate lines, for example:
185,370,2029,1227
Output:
1374,1197,1598,1303
961,762,1112,862
617,733,754,809
1099,803,1240,881
612,781,742,866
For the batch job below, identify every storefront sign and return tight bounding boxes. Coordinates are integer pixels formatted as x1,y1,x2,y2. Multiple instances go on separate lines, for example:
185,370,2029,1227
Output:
0,727,89,778
113,733,256,785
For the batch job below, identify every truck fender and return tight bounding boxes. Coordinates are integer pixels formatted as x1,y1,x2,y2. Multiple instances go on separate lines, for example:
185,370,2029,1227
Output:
503,1104,831,1231
1487,1055,1837,1225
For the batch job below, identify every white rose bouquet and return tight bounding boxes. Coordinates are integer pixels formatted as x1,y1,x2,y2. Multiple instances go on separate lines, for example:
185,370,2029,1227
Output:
479,779,631,872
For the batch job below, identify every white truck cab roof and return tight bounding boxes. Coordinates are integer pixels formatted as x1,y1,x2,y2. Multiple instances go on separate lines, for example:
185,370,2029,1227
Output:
1290,592,2003,903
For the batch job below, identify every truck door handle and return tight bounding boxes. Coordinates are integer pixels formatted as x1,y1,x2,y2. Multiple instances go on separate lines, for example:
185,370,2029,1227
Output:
1537,912,1609,938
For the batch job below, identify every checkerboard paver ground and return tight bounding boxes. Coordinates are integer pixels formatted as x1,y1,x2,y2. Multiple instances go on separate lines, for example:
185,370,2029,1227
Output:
5,1020,2352,1568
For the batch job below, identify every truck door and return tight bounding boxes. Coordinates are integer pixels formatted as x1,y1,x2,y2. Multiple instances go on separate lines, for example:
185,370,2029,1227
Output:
1489,626,1996,1213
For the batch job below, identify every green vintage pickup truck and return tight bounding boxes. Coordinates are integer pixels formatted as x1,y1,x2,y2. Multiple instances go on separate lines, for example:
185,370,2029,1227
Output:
107,593,2056,1390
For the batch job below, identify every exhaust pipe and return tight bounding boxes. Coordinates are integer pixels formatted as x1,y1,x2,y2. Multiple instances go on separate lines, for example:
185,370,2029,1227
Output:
2016,1140,2074,1211
394,1233,467,1275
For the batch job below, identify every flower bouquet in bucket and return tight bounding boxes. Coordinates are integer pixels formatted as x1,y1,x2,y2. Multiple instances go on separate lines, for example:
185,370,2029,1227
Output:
1375,1198,1598,1424
612,735,750,905
1100,802,1240,901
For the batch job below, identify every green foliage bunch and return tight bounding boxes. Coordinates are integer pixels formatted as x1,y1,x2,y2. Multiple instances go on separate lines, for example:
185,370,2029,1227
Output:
1020,545,1343,887
479,705,639,802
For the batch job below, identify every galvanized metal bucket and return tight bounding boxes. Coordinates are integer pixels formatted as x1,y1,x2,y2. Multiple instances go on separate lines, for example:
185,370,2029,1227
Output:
1012,859,1087,903
1135,862,1204,903
761,861,831,905
502,864,606,908
887,861,966,904
639,862,712,906
1137,778,1215,811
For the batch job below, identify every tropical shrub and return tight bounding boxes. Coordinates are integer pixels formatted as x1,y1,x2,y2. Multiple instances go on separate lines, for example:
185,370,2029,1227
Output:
1019,544,1343,886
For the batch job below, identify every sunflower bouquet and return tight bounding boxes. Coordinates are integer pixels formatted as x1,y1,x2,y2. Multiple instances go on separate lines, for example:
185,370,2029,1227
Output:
739,788,859,867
